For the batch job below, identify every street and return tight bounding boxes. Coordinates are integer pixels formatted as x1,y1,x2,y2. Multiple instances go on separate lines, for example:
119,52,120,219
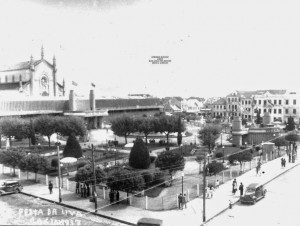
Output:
207,164,300,226
0,193,127,226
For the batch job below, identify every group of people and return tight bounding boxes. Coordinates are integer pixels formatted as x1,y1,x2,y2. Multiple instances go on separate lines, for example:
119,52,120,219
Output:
232,178,244,196
109,190,120,204
178,193,187,209
281,157,286,168
75,182,91,198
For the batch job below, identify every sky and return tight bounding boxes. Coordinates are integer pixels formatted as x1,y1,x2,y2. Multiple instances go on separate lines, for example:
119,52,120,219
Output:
0,0,300,98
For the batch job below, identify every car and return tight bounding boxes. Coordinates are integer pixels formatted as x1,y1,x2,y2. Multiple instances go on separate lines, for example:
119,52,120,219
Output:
137,217,163,226
0,180,23,196
240,183,267,205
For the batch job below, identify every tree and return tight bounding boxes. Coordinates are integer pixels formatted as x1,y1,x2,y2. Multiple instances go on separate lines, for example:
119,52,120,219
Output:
56,116,87,137
198,124,221,152
51,158,59,170
24,154,49,182
63,133,82,158
129,138,150,169
273,137,288,157
286,116,296,131
34,115,56,147
153,115,180,145
285,133,299,162
228,150,252,171
206,161,224,175
177,115,182,146
75,164,106,184
255,110,262,125
0,117,28,147
107,168,145,193
135,117,155,145
111,115,136,144
0,149,26,175
155,150,185,177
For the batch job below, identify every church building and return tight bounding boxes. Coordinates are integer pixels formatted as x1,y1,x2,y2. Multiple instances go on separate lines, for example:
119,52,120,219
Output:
0,47,65,97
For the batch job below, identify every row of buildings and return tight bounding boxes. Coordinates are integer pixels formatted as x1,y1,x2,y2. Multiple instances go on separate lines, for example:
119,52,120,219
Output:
0,48,299,125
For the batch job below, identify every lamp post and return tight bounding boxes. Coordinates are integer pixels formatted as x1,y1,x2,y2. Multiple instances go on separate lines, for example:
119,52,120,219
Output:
222,146,225,163
91,144,98,212
181,172,184,196
56,143,62,203
220,132,223,147
202,153,209,223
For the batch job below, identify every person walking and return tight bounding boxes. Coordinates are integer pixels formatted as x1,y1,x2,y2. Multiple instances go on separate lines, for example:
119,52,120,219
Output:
86,184,90,197
116,191,120,204
75,182,79,194
232,179,237,195
80,184,84,197
48,181,53,194
178,193,182,209
83,184,87,198
281,158,284,168
283,158,286,168
215,180,219,189
109,190,113,203
182,194,187,208
239,182,244,196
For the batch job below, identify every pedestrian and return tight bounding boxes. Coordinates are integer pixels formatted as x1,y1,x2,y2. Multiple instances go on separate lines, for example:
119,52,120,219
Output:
178,193,182,209
239,182,244,196
182,194,187,208
83,184,87,198
80,183,84,197
109,190,113,203
232,179,237,195
289,153,291,163
281,158,283,168
75,182,79,194
215,180,219,189
48,181,53,194
209,185,214,198
86,184,90,197
116,190,120,204
283,158,286,168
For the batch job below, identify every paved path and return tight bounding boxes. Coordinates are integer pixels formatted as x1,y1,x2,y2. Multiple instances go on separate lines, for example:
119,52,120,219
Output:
20,154,299,226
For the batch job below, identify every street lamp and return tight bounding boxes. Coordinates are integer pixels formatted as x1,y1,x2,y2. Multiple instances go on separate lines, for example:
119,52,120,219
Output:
181,172,184,196
55,142,62,203
220,132,223,147
222,146,225,163
202,153,209,223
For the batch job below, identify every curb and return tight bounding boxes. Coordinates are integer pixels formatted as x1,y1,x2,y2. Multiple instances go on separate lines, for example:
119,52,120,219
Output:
20,192,136,226
204,160,300,224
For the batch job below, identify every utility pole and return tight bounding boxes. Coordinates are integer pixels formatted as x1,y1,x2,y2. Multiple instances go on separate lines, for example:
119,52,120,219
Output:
203,154,207,222
91,144,98,212
56,144,62,203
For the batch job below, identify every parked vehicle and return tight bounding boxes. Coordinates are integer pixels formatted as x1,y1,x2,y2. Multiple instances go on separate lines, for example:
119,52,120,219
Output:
0,180,23,196
137,218,163,226
240,183,267,205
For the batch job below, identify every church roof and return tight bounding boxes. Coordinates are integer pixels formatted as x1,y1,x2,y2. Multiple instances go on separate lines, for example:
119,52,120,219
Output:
0,59,53,72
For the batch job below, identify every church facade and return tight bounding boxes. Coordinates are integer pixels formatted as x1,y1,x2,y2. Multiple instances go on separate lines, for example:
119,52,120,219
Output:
0,47,65,97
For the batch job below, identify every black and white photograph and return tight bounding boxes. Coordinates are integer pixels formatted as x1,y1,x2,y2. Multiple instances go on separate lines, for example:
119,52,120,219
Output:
0,0,300,225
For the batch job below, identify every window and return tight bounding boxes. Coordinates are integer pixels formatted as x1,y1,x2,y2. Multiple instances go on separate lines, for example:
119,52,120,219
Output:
269,109,272,113
264,100,267,106
254,100,257,104
228,98,230,103
293,109,296,114
279,100,282,105
245,115,247,118
286,100,289,105
229,105,231,109
279,109,282,114
285,109,289,114
274,117,277,121
264,109,267,113
274,109,277,114
274,100,277,105
293,100,296,105
259,100,261,105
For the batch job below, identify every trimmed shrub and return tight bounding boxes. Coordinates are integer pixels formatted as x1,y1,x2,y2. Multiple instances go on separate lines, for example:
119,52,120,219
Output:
63,133,82,158
215,152,224,158
51,158,59,169
77,161,88,170
142,172,154,185
129,138,150,169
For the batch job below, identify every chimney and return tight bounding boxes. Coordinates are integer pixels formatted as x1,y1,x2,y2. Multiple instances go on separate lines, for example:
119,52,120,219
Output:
69,90,76,111
89,90,95,110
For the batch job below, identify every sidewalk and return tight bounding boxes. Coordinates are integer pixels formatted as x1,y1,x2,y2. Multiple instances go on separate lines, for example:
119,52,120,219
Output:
21,155,300,226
